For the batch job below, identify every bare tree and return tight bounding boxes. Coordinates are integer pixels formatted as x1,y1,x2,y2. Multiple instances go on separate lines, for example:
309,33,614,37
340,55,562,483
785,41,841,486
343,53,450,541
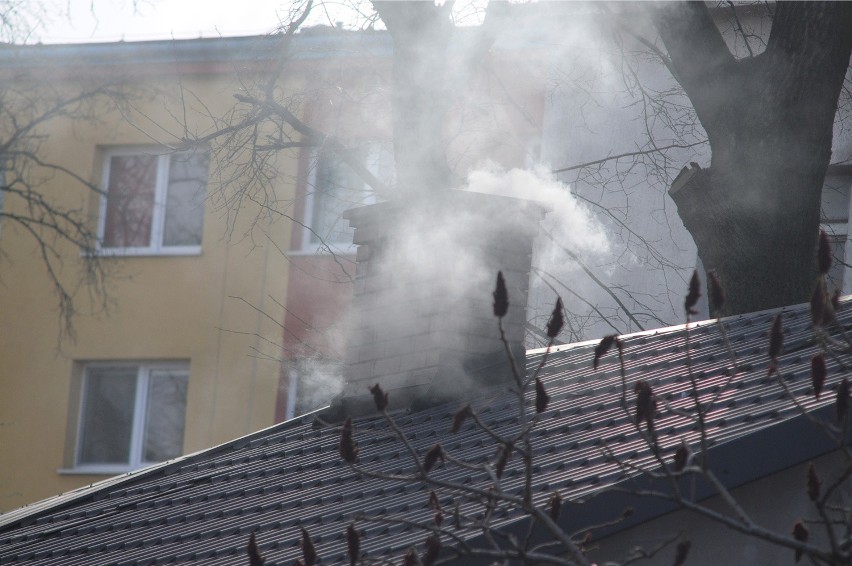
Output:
0,2,156,339
0,0,48,43
180,1,678,353
181,1,852,401
223,4,852,561
648,1,852,316
0,73,139,340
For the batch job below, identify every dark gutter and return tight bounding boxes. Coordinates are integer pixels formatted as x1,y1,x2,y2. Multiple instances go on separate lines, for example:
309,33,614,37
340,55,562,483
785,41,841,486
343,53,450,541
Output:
0,30,393,71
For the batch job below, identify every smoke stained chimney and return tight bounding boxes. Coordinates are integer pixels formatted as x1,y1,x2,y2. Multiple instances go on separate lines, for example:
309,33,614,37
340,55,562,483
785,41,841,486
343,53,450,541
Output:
321,189,547,420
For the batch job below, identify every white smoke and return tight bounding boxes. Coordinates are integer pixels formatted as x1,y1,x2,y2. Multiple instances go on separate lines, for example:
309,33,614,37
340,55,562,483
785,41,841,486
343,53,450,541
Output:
466,161,609,256
463,161,613,344
291,357,345,415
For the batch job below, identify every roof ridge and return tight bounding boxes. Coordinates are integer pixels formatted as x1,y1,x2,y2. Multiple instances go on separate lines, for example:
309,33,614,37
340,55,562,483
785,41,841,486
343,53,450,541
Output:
527,294,844,356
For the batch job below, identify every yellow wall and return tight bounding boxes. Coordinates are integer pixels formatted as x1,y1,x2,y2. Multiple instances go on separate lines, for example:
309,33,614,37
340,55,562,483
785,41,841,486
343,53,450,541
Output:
0,56,297,510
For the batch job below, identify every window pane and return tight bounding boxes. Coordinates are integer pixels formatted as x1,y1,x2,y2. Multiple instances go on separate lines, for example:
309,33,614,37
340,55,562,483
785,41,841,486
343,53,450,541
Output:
311,151,365,245
143,369,188,462
821,174,852,223
78,366,137,465
826,232,847,291
163,151,209,247
310,143,391,247
103,154,158,248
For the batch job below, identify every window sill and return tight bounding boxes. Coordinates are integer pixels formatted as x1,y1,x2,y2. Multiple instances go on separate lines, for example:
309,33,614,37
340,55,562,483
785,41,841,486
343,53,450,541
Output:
288,247,356,257
57,466,143,476
89,246,202,258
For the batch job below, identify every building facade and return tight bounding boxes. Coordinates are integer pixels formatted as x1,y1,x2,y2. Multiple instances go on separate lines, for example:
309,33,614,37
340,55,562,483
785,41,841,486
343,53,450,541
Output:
0,37,299,511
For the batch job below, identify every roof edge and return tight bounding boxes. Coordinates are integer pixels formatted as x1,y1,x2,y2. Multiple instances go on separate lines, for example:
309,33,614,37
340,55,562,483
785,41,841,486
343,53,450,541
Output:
527,296,845,357
0,406,327,529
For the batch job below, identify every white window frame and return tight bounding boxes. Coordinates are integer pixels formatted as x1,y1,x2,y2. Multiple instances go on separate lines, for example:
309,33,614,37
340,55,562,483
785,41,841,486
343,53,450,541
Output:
65,361,189,475
284,358,343,420
821,223,849,293
820,169,852,295
96,146,207,256
285,364,299,422
297,143,390,255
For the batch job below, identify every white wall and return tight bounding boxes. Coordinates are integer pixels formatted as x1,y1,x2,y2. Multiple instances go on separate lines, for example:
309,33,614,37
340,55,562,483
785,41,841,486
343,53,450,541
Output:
589,450,851,565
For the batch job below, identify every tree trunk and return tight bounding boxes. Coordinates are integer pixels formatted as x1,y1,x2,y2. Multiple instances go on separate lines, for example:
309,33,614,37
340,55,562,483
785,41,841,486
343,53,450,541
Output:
371,1,507,196
671,130,831,316
372,1,456,195
654,2,852,315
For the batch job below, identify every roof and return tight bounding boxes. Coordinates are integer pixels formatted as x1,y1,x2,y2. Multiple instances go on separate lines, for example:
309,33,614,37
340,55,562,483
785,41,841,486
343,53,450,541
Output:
0,30,393,78
1,298,851,565
0,5,565,79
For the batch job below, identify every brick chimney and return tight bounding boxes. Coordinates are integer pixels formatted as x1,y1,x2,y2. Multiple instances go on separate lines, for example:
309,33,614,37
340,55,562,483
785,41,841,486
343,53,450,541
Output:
321,189,547,419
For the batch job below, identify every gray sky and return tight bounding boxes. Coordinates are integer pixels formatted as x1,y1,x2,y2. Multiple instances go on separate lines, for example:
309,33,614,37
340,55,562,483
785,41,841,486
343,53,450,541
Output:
35,0,358,43
33,0,491,44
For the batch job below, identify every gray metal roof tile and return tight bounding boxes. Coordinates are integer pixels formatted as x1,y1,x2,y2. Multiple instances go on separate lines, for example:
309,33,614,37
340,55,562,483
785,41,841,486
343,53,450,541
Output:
2,300,852,564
